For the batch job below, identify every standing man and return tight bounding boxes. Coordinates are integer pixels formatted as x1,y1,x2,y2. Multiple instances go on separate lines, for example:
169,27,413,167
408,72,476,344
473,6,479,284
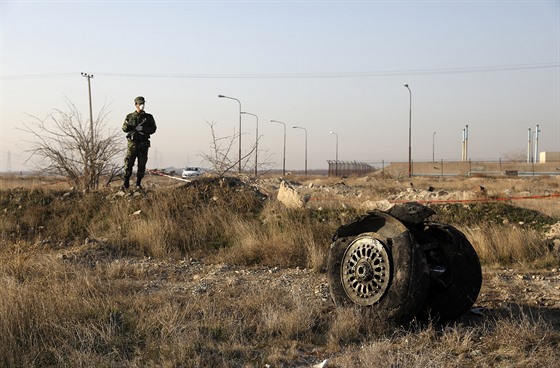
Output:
121,96,157,190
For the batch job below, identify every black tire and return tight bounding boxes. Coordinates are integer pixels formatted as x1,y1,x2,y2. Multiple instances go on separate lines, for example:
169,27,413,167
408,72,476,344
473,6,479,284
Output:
327,230,429,324
420,222,482,322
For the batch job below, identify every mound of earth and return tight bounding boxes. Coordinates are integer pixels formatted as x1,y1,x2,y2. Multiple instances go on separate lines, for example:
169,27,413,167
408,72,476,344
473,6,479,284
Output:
430,202,557,232
176,176,268,214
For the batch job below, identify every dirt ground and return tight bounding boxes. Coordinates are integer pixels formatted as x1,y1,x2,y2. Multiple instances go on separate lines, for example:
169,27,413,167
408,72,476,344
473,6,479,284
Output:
62,241,560,326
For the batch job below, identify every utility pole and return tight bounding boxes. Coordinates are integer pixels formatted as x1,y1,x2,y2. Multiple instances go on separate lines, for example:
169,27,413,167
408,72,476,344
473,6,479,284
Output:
81,73,94,142
81,72,94,186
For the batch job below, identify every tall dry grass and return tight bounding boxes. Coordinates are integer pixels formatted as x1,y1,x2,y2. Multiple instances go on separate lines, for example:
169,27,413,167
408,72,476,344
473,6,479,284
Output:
1,175,560,366
3,245,559,367
462,224,557,267
332,309,560,367
0,247,330,366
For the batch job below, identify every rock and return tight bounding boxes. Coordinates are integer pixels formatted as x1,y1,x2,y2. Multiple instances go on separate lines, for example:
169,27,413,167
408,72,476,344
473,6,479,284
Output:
545,222,560,240
360,199,394,212
277,180,306,209
313,359,329,368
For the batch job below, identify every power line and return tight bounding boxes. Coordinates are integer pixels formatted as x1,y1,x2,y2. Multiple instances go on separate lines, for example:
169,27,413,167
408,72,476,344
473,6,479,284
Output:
0,72,78,80
1,62,558,80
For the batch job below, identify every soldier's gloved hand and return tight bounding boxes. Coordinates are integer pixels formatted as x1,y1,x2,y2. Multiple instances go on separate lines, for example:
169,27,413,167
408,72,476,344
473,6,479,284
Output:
135,125,144,132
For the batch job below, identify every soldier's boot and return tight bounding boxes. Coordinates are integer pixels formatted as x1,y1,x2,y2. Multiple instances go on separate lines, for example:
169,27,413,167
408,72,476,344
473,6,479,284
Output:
121,176,130,190
135,177,143,190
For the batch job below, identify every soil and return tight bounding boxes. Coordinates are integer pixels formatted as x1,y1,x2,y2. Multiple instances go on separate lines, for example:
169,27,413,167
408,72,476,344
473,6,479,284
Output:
61,241,560,326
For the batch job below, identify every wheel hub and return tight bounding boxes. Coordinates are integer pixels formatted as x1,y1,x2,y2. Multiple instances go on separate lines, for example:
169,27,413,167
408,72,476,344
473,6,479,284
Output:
341,236,391,306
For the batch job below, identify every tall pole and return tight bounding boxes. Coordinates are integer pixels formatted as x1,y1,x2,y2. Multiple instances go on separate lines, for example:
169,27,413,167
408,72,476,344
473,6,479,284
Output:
218,95,242,173
534,124,540,163
462,128,466,161
330,131,338,176
293,126,307,176
527,127,532,163
404,84,412,177
270,120,286,176
432,132,436,162
241,112,258,177
465,124,469,162
81,72,94,142
81,72,94,184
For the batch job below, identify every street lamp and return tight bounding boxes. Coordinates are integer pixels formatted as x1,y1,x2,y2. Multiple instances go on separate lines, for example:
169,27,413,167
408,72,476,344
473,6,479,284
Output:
270,120,286,176
218,94,242,173
241,112,258,177
432,132,436,162
293,126,307,176
404,83,412,177
329,131,339,176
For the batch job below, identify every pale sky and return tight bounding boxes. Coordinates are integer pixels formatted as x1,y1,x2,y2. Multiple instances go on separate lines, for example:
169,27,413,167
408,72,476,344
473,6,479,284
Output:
1,0,559,172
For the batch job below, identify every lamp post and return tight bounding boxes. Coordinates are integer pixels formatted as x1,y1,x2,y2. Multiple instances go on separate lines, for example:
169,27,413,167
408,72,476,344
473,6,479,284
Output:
329,131,339,176
292,126,307,176
270,120,286,176
241,112,258,177
218,94,242,173
404,83,412,177
432,132,436,162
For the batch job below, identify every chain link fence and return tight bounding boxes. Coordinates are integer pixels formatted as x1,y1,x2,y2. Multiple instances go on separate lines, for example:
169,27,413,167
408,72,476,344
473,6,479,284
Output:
327,159,560,178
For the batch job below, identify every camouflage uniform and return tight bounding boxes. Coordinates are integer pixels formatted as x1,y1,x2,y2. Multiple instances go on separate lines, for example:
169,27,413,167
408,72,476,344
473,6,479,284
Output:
122,97,157,189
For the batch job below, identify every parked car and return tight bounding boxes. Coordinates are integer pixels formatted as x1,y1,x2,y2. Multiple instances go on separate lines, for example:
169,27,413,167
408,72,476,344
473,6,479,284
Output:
181,166,203,178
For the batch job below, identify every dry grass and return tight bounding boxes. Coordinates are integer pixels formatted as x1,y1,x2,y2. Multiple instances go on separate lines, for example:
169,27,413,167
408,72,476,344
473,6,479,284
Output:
462,224,556,267
1,174,560,366
2,247,559,367
333,310,560,367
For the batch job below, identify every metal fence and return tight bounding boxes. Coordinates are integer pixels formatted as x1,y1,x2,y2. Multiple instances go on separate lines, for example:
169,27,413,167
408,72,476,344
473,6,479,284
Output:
327,160,375,177
369,160,560,178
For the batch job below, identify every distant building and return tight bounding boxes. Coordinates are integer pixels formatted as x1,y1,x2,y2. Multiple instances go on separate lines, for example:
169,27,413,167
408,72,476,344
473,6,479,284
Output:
539,152,560,162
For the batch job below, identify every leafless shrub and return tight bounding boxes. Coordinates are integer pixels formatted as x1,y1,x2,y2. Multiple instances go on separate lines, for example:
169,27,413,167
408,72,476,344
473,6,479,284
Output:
200,121,273,177
21,100,122,190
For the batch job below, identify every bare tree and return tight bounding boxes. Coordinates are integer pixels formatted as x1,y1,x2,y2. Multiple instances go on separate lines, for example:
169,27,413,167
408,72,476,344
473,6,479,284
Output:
22,100,122,190
200,121,272,177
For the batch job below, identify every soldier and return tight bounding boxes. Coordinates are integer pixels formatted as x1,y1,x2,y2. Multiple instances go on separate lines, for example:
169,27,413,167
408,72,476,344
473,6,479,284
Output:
121,96,157,190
